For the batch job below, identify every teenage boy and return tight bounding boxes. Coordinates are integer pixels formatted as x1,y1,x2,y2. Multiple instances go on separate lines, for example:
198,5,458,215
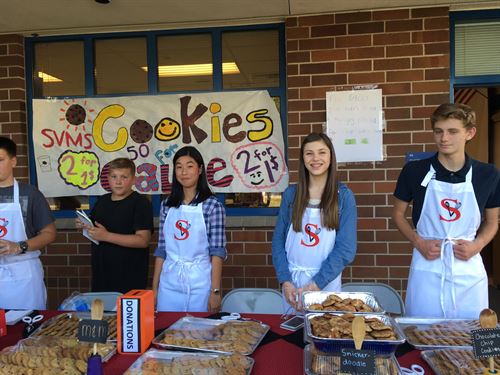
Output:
0,137,56,309
392,103,499,318
76,158,154,293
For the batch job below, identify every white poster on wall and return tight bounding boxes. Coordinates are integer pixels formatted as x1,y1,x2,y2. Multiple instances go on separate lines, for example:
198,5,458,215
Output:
325,89,384,162
32,91,288,197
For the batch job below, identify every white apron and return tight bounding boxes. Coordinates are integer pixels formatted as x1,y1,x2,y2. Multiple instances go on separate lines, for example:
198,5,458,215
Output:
157,203,211,312
283,206,341,313
0,180,46,310
406,165,487,318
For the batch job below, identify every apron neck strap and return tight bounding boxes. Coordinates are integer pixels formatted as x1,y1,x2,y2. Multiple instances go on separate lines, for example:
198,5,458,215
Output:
420,165,435,187
13,179,19,204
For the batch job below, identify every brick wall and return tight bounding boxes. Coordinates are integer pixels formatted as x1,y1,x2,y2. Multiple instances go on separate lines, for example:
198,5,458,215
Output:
0,5,452,308
286,6,450,293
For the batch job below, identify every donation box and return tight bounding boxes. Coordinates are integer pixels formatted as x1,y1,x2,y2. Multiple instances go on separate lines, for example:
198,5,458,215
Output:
117,290,154,354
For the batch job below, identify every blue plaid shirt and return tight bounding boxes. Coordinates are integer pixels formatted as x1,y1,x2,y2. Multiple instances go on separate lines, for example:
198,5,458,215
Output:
154,195,227,260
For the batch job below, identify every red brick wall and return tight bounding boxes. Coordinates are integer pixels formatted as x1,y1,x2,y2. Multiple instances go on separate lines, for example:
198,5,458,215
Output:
286,6,450,293
0,5,451,308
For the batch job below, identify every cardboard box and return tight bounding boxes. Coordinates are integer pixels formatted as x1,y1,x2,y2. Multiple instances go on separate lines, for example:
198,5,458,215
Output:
117,290,154,354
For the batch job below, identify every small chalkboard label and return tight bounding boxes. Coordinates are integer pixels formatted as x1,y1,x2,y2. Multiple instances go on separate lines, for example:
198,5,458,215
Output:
340,348,376,375
471,328,500,358
77,319,109,344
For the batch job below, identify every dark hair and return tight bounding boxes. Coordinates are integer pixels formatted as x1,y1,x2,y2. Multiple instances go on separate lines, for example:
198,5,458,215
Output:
292,133,339,231
166,146,213,207
431,103,476,130
108,158,136,176
0,137,17,157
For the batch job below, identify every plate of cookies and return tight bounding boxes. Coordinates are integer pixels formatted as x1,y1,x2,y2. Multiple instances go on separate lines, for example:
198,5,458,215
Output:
395,317,486,349
305,312,405,356
152,317,269,355
421,348,500,375
31,312,118,341
124,349,254,375
303,344,403,374
303,292,384,314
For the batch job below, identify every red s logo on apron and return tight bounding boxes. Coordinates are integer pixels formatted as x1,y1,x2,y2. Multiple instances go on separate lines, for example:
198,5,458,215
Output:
439,198,462,222
174,219,190,240
0,218,9,238
300,223,321,247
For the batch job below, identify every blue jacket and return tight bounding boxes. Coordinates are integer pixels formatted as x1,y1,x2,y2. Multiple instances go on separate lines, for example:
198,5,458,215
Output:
271,183,357,289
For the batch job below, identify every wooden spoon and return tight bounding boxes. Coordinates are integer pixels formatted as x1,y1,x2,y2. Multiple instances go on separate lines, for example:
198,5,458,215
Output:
352,316,366,351
479,308,498,374
91,299,104,355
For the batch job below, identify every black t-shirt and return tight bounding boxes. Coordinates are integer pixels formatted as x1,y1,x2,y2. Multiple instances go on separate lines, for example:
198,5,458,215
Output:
394,153,500,226
90,191,154,293
0,182,54,239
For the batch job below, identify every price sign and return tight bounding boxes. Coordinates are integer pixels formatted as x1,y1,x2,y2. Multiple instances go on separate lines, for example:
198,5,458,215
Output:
77,319,109,344
471,328,500,358
340,348,376,375
57,151,100,189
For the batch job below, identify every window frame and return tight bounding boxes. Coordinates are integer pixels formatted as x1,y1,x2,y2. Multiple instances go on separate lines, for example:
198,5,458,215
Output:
25,23,287,218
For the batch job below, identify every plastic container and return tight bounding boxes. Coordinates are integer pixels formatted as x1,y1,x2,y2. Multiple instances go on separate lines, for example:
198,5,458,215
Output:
58,292,122,312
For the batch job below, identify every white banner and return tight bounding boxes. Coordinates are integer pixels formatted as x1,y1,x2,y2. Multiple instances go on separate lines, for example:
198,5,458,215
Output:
32,91,288,197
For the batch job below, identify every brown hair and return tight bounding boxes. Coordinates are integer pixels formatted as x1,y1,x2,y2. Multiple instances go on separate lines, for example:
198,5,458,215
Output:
431,103,476,130
108,158,136,176
292,133,339,232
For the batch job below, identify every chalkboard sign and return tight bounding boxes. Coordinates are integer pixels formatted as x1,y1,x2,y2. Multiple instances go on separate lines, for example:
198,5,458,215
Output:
77,319,109,344
340,348,376,375
471,328,500,358
326,89,383,163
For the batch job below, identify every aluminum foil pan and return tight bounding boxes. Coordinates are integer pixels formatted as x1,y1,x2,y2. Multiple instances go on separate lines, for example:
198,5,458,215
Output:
303,291,385,314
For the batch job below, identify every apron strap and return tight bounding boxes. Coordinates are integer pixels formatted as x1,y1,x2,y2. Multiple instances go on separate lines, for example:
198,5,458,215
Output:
420,165,435,187
13,179,19,204
289,261,319,287
167,256,208,312
440,238,457,317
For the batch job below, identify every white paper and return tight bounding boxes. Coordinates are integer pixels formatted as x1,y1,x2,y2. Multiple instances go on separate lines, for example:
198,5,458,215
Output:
76,210,99,245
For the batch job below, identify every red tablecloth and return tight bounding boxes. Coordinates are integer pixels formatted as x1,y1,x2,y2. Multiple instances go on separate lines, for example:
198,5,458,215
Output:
0,311,435,374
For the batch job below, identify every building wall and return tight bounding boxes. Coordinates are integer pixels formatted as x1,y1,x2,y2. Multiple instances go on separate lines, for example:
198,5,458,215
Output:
0,6,451,309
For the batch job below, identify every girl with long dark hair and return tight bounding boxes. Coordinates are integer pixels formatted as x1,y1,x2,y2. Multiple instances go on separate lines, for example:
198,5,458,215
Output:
272,133,357,313
153,146,226,312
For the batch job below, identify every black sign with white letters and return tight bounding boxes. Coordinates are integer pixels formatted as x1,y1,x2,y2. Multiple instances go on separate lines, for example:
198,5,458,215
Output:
472,328,500,359
77,319,109,344
340,348,376,375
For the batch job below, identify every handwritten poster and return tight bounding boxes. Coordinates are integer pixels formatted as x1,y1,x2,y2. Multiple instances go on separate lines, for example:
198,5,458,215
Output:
32,91,288,197
326,89,384,162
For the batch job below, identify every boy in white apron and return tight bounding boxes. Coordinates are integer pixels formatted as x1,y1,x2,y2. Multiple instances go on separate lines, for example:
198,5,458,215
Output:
393,103,499,318
0,137,56,310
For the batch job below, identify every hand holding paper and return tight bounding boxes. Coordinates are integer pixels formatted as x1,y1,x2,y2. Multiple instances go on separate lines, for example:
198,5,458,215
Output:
76,210,99,245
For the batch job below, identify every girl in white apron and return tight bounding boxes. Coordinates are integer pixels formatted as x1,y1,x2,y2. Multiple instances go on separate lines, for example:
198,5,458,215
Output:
272,133,357,314
405,164,487,318
153,147,225,313
0,179,46,309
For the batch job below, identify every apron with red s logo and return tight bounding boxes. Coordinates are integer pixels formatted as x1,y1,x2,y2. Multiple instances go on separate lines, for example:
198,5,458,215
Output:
283,206,341,312
157,203,211,312
405,165,487,318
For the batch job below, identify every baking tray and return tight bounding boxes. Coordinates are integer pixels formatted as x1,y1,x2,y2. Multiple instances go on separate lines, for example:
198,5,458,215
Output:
152,316,269,355
31,312,117,341
304,344,403,374
305,313,405,356
394,317,482,350
421,348,500,375
13,336,116,362
124,348,255,375
303,291,385,314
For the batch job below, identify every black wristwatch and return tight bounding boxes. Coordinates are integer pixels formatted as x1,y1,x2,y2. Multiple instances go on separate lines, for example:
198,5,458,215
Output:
18,241,28,254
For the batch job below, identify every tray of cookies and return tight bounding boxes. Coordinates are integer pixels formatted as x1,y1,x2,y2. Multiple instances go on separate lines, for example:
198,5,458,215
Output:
305,312,405,356
304,344,403,374
421,348,500,375
395,317,484,349
124,348,254,375
303,291,384,314
152,316,269,355
31,312,118,341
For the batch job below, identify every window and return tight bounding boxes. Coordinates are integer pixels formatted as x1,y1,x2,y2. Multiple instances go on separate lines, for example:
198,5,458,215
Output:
26,24,286,217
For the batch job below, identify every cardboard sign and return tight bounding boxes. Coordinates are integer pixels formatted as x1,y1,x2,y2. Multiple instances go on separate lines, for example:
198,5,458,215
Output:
77,319,109,344
340,348,376,375
471,328,500,358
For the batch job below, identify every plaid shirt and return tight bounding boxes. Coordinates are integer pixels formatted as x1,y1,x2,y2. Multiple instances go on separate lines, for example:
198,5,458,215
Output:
154,195,226,259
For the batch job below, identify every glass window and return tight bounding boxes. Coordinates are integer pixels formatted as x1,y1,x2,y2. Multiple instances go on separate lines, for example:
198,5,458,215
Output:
222,30,279,89
94,38,148,94
33,41,85,98
157,34,213,92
